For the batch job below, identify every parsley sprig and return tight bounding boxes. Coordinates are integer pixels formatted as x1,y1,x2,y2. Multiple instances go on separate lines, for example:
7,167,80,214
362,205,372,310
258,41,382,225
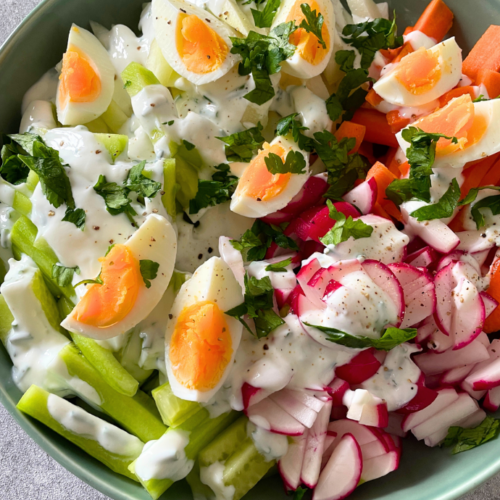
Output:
52,264,80,288
265,150,307,174
299,4,326,49
251,0,281,28
410,178,461,222
265,257,293,272
217,124,265,163
444,416,500,454
458,186,500,229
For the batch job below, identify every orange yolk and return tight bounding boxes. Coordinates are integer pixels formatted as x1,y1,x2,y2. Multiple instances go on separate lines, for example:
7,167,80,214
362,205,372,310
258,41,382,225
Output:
414,94,488,155
73,245,142,328
395,47,441,96
237,143,291,202
169,301,233,391
176,14,228,74
59,45,101,109
287,0,330,65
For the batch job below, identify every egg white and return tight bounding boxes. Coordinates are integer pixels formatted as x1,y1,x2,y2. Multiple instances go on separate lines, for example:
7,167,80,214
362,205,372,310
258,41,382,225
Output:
271,0,335,79
374,37,462,107
230,135,310,218
165,257,244,402
62,214,177,340
397,98,500,169
56,25,115,126
152,0,239,85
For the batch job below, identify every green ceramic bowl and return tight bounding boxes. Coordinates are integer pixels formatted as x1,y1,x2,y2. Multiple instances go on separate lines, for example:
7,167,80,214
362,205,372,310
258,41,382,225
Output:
1,0,500,499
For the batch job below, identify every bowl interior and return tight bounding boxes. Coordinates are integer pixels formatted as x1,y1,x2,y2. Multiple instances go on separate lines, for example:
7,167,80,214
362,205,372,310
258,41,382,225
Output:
1,0,500,499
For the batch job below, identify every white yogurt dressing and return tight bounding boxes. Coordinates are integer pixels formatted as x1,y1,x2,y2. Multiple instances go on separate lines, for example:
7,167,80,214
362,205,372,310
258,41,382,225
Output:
247,421,288,461
200,462,235,500
47,393,144,455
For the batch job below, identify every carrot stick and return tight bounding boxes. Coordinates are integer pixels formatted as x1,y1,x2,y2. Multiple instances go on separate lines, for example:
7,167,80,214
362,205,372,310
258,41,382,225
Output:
365,89,383,107
351,109,399,148
484,258,500,333
392,42,414,63
413,0,454,43
366,161,397,205
448,208,468,232
460,153,500,199
334,121,366,154
380,200,404,222
386,110,411,134
384,148,401,178
399,161,410,178
438,86,476,108
358,142,376,165
476,69,500,98
403,26,414,37
480,156,500,186
372,202,392,220
463,25,500,81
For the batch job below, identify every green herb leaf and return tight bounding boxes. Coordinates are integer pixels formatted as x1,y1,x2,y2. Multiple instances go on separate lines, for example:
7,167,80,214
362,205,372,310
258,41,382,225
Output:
385,178,414,205
304,323,417,350
226,273,285,338
52,264,80,287
189,164,238,214
320,199,371,246
74,276,103,287
410,178,460,221
126,161,162,199
140,260,160,289
444,416,500,454
93,174,137,224
183,140,195,151
276,114,315,152
0,135,33,184
471,194,500,229
62,207,86,230
265,150,307,174
217,123,265,162
299,3,326,49
265,257,293,272
292,486,309,500
252,0,281,28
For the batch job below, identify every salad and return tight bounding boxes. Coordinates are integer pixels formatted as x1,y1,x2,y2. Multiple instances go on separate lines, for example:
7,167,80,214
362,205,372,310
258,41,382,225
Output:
3,0,500,498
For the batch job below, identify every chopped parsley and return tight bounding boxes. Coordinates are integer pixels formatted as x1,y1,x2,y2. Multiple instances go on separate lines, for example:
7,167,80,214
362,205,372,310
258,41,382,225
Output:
94,175,138,225
140,260,160,289
182,140,196,151
304,323,417,350
291,486,309,500
410,178,461,221
226,273,285,338
62,207,87,230
265,150,307,174
52,264,80,288
444,416,500,454
217,124,265,162
265,257,293,272
125,161,162,199
275,113,315,152
251,0,281,28
299,3,326,49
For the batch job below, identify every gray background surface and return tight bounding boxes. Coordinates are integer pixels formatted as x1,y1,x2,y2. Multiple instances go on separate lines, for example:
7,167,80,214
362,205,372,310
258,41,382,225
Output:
0,0,498,499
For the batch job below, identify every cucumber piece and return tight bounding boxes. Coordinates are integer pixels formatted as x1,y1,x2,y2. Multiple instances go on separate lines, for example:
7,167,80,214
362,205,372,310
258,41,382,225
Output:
170,140,204,171
174,155,199,209
10,216,76,302
101,100,129,133
122,62,161,98
162,159,178,218
94,133,129,164
85,116,111,134
146,39,181,88
117,328,154,384
59,343,167,443
26,171,39,192
152,381,201,427
12,191,32,217
17,386,144,481
0,294,14,344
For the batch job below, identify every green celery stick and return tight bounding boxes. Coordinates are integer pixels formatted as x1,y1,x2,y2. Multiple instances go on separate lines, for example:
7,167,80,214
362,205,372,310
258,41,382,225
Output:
122,62,161,98
17,385,143,481
74,398,117,425
187,462,215,500
152,381,201,427
162,159,178,218
86,116,111,134
101,101,129,133
146,40,181,88
94,133,129,164
0,258,6,286
26,170,39,192
129,409,239,499
10,215,76,301
13,191,32,217
0,295,14,344
140,373,160,397
58,344,167,443
117,328,154,384
58,297,140,397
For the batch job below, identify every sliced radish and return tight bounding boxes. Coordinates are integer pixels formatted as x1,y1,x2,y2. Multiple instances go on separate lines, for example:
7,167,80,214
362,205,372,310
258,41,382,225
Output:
401,281,436,328
481,291,499,319
463,339,500,391
405,246,437,267
387,263,423,288
297,258,325,309
313,434,362,500
396,385,438,415
328,379,350,407
433,262,454,336
301,401,332,488
278,433,308,490
436,250,464,272
335,349,381,385
456,230,496,254
270,390,320,429
360,451,399,482
241,383,269,410
427,324,455,353
416,317,437,344
484,385,500,412
360,439,390,460
327,419,381,445
288,389,326,413
384,413,407,438
460,382,487,401
439,364,475,386
343,389,389,428
247,398,306,436
342,177,378,215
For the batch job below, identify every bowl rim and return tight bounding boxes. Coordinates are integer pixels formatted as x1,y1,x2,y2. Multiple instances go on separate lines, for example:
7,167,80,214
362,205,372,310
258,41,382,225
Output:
1,1,500,500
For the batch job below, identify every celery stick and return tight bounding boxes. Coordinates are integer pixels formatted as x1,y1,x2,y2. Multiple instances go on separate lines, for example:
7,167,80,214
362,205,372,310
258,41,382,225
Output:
174,155,199,209
58,344,167,442
162,159,178,218
140,373,160,397
101,101,129,133
12,191,32,217
0,258,6,286
86,117,111,133
74,398,117,425
18,386,144,481
129,409,239,499
187,462,216,500
10,215,76,301
26,171,39,192
0,295,14,344
58,297,140,397
122,62,161,98
94,133,129,164
146,39,181,88
152,381,201,427
117,328,154,384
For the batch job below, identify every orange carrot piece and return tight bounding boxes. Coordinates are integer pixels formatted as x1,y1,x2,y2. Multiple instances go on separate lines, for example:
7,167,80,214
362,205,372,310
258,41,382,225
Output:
461,153,500,199
372,202,392,220
366,161,397,205
358,142,376,166
385,148,401,178
480,157,500,186
413,0,454,43
386,110,411,134
403,26,414,36
438,86,476,108
365,89,384,107
484,259,500,333
463,26,500,81
381,200,404,222
380,43,412,63
351,109,399,148
476,69,500,98
448,208,468,232
334,121,366,154
392,42,415,64
399,161,410,177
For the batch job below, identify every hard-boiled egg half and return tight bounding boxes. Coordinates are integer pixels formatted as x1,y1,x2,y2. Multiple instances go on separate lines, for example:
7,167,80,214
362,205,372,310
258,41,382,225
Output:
397,94,500,169
56,25,115,126
374,37,462,107
62,215,177,340
165,257,244,402
152,0,239,85
271,0,335,79
231,135,310,218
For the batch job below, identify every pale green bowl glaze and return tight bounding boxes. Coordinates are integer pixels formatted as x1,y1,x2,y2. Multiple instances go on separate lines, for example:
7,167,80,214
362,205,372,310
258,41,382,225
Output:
1,1,500,499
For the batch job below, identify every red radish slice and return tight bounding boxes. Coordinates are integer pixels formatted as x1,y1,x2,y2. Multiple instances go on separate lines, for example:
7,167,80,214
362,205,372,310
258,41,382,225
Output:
361,450,399,482
247,398,306,436
463,339,500,391
457,230,496,254
301,401,332,488
405,246,437,267
327,419,381,445
241,383,270,410
297,258,324,308
427,324,455,353
313,434,362,500
342,177,378,215
401,281,436,328
260,210,296,225
460,382,487,401
396,385,438,415
481,291,499,319
278,433,308,490
275,288,294,309
436,250,464,272
440,364,475,385
402,388,458,432
388,263,423,288
484,385,500,412
362,260,405,326
360,439,390,460
384,413,407,438
328,379,350,406
416,317,437,344
411,393,479,442
414,339,490,375
270,391,320,429
344,389,389,428
288,389,325,413
433,262,454,336
335,349,381,385
323,280,343,299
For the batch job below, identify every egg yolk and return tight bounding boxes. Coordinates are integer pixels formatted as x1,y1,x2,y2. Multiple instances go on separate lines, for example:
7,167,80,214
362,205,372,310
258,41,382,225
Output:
59,45,101,109
414,94,488,155
237,143,291,202
287,0,330,65
176,14,228,74
169,301,233,391
72,245,142,328
395,47,441,96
